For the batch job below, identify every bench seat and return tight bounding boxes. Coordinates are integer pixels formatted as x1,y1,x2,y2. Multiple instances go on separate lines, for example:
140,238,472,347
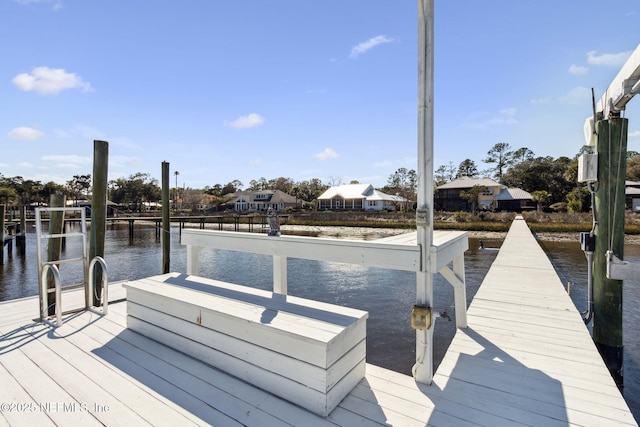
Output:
123,272,368,417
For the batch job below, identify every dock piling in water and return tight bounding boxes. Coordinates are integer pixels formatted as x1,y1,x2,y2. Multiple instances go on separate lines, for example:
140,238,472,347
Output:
161,161,170,274
90,140,109,306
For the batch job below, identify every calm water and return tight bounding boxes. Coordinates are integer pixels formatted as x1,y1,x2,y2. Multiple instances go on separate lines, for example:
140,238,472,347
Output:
1,223,639,420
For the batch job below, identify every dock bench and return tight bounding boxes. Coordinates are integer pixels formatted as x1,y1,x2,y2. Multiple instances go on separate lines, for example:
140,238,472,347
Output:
123,272,368,417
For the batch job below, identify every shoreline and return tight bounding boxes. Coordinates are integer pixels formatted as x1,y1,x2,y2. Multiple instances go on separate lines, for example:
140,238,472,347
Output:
277,224,640,244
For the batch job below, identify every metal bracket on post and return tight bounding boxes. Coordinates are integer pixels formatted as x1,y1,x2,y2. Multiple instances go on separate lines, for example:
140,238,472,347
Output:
416,208,430,227
606,250,640,281
411,305,432,330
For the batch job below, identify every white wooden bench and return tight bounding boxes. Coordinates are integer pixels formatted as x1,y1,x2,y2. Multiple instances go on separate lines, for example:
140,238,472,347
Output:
123,272,368,417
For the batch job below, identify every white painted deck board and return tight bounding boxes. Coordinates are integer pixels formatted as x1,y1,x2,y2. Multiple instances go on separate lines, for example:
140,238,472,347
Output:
1,223,637,426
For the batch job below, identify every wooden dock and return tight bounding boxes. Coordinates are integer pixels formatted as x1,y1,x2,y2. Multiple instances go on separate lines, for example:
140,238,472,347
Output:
0,217,637,425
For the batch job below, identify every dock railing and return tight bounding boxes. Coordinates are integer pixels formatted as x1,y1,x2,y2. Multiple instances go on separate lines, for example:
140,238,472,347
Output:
180,228,468,328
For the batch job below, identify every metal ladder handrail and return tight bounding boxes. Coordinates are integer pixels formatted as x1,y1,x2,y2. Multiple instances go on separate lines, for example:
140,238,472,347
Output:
88,256,108,316
40,263,62,327
36,207,108,327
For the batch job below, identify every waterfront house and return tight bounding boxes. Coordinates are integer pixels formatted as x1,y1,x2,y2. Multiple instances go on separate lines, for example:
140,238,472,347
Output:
435,177,505,211
317,184,408,211
435,176,533,212
493,187,535,212
226,190,297,213
628,180,640,212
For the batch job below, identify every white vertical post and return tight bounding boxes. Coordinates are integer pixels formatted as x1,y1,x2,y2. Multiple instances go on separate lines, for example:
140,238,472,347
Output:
414,0,435,384
273,255,287,294
452,254,467,328
186,245,200,275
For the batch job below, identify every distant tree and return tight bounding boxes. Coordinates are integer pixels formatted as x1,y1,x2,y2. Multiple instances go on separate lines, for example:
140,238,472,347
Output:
221,180,243,196
66,174,92,202
294,178,328,204
385,168,417,209
434,162,456,185
0,187,17,206
484,142,514,182
109,173,160,212
459,185,488,213
204,184,223,197
349,180,360,184
512,147,535,165
628,155,640,181
327,176,343,186
268,177,295,193
501,156,573,206
40,181,67,201
566,186,591,212
456,159,479,178
247,177,269,191
531,190,551,212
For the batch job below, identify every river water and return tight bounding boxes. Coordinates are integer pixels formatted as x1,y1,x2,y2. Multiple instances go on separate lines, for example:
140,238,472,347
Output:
1,223,639,421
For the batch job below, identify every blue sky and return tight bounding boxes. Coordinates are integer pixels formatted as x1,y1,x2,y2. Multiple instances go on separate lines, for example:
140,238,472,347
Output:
2,1,640,190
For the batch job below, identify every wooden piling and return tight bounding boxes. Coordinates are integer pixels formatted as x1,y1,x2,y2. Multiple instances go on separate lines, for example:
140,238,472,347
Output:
593,117,627,387
17,205,26,254
0,205,5,264
90,140,109,306
47,194,66,315
161,161,170,274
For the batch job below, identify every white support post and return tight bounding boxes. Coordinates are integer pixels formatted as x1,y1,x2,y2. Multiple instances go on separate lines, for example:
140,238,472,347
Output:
186,245,200,275
414,0,435,385
439,254,467,329
273,255,288,294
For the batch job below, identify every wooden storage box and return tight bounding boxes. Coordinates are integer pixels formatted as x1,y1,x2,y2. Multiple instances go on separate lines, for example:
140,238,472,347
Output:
124,272,368,417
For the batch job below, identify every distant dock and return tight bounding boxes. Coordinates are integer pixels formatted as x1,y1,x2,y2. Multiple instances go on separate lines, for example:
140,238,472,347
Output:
0,217,636,425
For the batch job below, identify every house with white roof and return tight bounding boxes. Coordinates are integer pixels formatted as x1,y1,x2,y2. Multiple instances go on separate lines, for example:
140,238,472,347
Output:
317,184,407,211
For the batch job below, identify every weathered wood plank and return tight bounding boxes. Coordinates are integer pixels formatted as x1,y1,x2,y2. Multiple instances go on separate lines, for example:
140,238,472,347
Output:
65,309,339,427
19,314,207,426
0,323,104,426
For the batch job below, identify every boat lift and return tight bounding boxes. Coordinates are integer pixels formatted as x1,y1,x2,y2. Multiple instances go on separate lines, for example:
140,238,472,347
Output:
36,207,108,327
579,43,640,325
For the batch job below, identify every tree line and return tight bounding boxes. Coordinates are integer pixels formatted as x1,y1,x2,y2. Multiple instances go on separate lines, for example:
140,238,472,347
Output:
1,142,639,212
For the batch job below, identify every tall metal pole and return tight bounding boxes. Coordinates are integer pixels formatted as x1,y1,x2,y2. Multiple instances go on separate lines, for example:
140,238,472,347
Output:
414,0,435,384
593,118,627,388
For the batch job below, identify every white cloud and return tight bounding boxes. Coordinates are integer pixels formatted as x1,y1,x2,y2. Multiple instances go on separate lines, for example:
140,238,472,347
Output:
41,154,92,168
8,126,44,140
224,113,265,129
350,35,395,58
313,148,340,161
15,0,62,10
12,66,92,95
530,97,551,104
587,50,632,67
629,130,640,138
560,86,592,104
461,108,518,131
52,123,106,139
569,64,588,75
